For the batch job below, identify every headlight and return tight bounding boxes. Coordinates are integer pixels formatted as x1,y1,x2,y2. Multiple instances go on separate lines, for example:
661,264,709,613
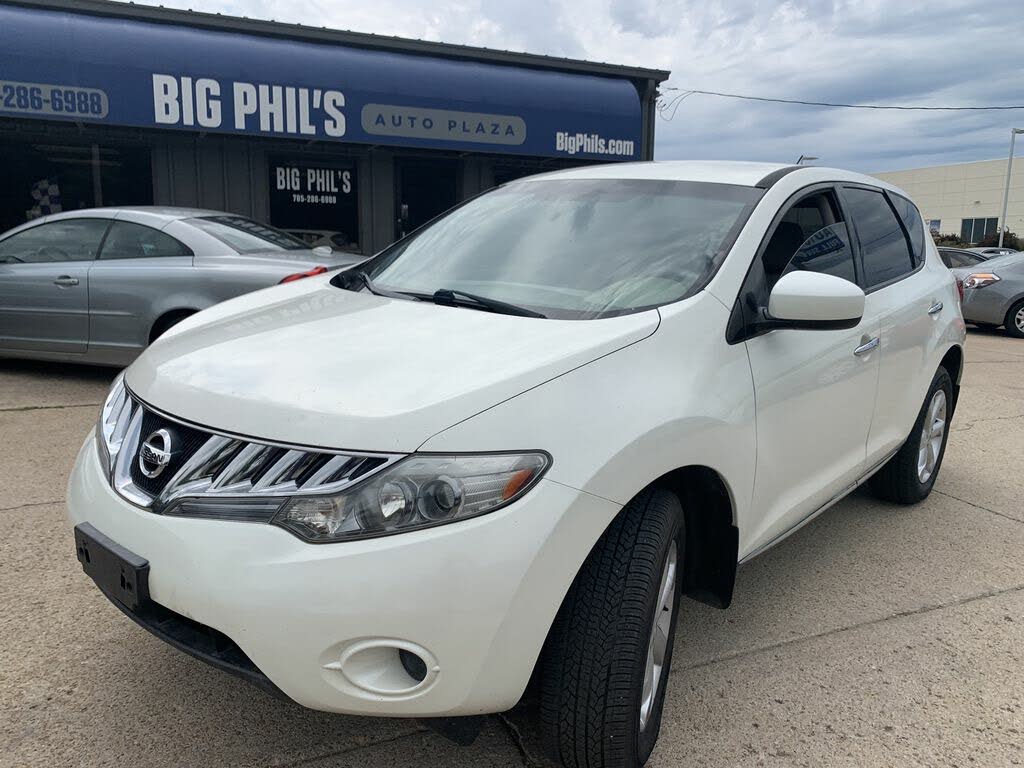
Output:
96,373,130,478
270,453,550,542
963,272,1000,289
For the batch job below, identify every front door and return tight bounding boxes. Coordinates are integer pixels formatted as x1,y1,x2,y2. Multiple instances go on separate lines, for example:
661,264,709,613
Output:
395,159,459,240
0,217,109,354
742,188,881,553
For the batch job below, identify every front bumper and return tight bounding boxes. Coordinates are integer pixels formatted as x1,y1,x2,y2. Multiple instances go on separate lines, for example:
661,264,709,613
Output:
66,432,620,716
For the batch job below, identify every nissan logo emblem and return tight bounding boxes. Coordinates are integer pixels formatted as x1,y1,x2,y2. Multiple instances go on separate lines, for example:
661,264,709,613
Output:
139,428,173,479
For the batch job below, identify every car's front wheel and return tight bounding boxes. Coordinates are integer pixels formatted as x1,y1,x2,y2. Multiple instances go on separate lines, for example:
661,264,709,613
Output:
539,488,683,768
869,367,953,504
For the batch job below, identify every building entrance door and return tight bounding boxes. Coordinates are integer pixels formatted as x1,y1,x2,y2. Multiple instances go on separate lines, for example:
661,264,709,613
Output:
395,159,459,240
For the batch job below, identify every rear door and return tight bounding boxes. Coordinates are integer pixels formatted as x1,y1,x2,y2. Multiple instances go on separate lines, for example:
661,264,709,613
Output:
0,217,109,354
842,187,948,466
741,186,881,552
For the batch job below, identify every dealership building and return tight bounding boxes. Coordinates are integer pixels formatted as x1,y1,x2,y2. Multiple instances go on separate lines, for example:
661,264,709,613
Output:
874,158,1024,244
0,0,668,254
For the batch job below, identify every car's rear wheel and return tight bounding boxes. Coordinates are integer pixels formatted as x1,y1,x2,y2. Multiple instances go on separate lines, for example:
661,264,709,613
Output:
539,488,683,768
1004,299,1024,339
868,367,953,504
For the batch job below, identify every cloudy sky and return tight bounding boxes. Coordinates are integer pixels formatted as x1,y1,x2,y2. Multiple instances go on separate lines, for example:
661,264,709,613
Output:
141,0,1021,172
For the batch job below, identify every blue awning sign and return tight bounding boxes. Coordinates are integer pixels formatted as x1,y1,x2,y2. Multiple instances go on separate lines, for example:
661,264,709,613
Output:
0,5,643,160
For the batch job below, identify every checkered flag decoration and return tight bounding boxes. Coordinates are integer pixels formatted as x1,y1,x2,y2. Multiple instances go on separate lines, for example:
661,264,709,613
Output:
26,178,62,220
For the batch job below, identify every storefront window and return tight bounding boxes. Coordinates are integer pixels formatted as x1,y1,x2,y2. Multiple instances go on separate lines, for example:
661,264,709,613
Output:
0,140,152,233
268,158,360,253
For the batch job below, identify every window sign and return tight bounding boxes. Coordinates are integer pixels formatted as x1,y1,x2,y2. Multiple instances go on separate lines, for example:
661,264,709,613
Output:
269,161,359,252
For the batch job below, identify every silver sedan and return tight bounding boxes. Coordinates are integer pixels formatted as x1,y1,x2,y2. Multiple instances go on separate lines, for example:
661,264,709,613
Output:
0,207,364,366
951,251,1024,338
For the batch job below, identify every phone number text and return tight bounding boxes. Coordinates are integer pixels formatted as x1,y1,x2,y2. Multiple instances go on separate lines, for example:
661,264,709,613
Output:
0,80,109,118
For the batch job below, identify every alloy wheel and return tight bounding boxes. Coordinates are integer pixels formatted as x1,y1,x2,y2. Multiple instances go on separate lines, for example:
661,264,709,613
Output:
917,389,947,484
639,540,677,732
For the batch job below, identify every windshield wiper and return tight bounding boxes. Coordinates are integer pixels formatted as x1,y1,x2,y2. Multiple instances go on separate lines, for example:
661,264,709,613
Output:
341,270,421,301
432,288,546,318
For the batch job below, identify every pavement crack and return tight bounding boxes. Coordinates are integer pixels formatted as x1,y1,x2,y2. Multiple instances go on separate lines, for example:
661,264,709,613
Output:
677,582,1024,674
0,402,101,413
0,499,64,513
495,712,540,767
932,488,1022,525
272,728,427,767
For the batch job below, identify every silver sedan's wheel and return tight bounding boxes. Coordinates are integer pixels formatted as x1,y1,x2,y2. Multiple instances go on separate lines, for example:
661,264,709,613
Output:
640,540,677,732
1006,300,1024,339
916,389,947,484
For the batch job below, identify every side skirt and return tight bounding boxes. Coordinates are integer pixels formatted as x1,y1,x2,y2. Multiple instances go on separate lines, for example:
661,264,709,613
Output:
738,448,899,565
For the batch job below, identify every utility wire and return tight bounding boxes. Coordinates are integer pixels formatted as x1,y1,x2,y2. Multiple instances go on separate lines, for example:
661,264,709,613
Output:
660,86,1024,112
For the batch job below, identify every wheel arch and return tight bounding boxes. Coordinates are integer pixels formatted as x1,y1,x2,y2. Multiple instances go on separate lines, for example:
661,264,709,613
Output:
149,307,199,343
653,466,739,609
939,344,963,418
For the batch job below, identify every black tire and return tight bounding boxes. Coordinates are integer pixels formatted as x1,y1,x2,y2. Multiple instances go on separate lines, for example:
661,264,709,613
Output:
149,310,195,343
539,488,683,768
868,367,953,504
1004,299,1024,339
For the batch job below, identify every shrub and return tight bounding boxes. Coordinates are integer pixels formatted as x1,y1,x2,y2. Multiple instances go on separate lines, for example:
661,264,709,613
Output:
977,231,1021,250
933,233,967,247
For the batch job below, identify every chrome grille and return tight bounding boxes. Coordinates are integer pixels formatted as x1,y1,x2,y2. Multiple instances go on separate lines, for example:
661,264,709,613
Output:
98,383,400,514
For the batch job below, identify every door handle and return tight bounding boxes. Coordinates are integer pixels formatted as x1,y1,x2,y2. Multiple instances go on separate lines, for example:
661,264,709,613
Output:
54,275,79,287
854,336,879,356
927,301,943,315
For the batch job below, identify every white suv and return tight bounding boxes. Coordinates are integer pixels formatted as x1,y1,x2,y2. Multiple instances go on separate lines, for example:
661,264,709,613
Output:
68,161,965,768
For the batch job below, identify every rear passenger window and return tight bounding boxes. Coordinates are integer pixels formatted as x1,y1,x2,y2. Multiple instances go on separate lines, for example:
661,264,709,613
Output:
842,187,914,288
889,194,925,266
99,221,192,260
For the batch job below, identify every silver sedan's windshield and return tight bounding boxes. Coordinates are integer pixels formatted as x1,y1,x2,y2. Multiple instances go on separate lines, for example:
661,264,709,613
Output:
357,179,762,319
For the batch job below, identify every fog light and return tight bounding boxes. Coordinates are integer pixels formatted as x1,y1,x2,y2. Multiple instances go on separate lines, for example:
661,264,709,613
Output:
399,648,428,682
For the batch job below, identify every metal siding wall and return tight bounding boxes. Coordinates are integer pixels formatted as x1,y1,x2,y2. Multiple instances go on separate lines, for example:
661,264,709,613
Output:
168,139,199,208
461,158,484,199
222,141,254,217
151,142,172,204
249,144,270,223
357,155,375,255
196,141,226,211
369,150,395,254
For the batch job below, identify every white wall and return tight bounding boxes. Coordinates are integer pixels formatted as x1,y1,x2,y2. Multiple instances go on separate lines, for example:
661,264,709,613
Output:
872,158,1024,241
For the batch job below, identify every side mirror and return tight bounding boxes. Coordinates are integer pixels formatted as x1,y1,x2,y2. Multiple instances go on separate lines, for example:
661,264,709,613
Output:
766,271,864,330
312,245,333,256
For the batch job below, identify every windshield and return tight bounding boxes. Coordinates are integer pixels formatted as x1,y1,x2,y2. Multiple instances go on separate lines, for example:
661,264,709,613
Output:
354,179,763,319
189,215,310,253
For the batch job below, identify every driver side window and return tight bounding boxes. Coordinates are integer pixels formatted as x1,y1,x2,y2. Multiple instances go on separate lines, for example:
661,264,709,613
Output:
0,219,109,264
761,190,857,288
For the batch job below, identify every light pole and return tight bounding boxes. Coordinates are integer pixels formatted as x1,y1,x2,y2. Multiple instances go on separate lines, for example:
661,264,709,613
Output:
796,155,819,165
998,128,1024,248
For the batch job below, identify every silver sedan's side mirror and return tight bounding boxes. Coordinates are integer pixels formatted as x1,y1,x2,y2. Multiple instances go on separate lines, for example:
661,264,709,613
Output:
767,271,865,330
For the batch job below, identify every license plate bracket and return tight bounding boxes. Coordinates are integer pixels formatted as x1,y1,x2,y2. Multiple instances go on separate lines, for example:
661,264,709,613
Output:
74,522,150,612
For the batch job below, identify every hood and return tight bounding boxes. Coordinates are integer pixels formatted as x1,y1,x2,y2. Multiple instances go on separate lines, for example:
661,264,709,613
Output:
126,279,659,452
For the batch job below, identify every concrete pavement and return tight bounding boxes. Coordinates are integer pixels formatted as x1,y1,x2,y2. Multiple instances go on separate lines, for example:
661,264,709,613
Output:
1,332,1022,767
